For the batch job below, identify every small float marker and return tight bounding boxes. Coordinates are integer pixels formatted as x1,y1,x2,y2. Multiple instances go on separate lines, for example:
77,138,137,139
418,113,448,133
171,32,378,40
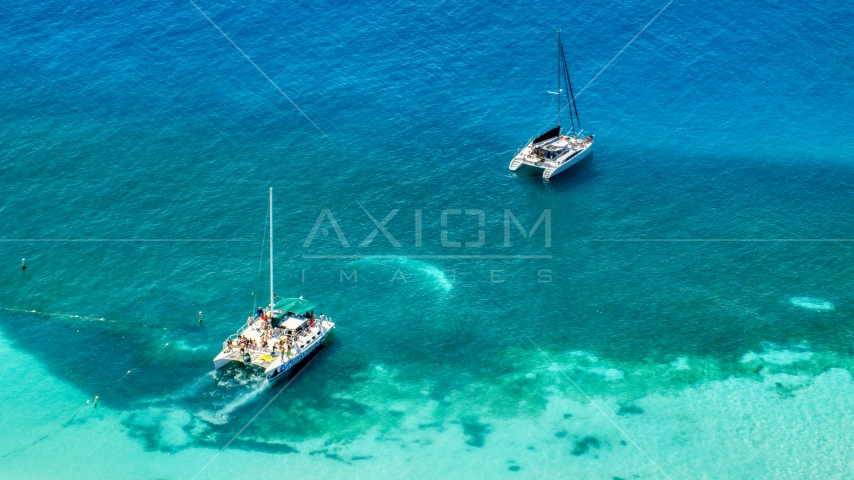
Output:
21,258,26,270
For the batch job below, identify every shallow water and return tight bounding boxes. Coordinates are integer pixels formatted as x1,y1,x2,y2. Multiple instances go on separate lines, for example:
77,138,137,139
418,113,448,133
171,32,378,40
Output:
2,0,854,477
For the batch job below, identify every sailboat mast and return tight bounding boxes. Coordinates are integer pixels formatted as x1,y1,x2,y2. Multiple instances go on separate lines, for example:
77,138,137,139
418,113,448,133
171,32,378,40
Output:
557,29,561,129
269,188,274,311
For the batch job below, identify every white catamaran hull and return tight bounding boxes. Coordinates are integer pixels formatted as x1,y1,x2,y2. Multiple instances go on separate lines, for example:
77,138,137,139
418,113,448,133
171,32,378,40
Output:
213,352,235,370
213,189,336,385
548,144,592,177
213,320,335,382
510,31,594,180
265,324,334,382
510,142,592,180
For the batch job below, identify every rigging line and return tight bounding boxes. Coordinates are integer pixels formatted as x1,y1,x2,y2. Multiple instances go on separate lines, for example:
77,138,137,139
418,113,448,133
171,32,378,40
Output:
253,192,272,315
257,197,270,275
536,94,557,137
251,291,257,318
273,203,303,299
549,0,677,125
557,31,562,128
187,0,340,151
535,43,563,135
561,43,581,132
559,42,576,134
191,353,320,480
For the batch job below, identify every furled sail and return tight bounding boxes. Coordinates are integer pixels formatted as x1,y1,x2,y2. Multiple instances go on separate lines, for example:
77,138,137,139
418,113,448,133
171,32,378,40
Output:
532,126,561,145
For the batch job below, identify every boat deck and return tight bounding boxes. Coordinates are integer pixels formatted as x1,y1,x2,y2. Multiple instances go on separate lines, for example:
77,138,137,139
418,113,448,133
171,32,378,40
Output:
509,135,593,178
511,145,586,169
214,314,332,371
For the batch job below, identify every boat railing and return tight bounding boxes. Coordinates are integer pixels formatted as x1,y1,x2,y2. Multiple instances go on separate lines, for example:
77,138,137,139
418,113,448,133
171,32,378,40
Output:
515,138,533,156
222,333,239,351
221,314,259,350
222,319,334,363
222,314,332,351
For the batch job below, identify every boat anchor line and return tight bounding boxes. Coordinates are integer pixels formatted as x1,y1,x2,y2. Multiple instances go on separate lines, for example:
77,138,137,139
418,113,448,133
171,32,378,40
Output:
0,341,172,460
0,307,173,330
0,306,229,413
0,238,251,242
301,254,553,259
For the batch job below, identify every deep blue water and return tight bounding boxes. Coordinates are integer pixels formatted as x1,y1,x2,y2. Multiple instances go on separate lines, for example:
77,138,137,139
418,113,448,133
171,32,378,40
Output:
2,0,854,477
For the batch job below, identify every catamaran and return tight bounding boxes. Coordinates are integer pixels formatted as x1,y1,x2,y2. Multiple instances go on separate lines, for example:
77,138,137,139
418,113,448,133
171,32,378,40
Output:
213,188,334,382
509,30,594,180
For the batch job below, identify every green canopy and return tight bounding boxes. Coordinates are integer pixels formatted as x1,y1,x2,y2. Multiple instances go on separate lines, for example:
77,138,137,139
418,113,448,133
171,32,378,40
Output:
273,298,298,311
273,297,317,316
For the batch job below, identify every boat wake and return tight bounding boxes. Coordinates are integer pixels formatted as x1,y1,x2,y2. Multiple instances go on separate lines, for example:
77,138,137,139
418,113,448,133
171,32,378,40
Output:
351,256,453,292
789,297,834,312
195,369,268,425
196,379,268,425
412,260,453,292
171,340,208,353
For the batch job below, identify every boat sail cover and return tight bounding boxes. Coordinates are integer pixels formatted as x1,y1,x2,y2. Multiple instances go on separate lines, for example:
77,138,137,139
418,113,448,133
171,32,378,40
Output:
532,126,561,145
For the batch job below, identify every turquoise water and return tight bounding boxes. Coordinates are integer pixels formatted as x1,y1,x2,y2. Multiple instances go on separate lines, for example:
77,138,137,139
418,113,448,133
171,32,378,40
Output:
3,0,854,477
